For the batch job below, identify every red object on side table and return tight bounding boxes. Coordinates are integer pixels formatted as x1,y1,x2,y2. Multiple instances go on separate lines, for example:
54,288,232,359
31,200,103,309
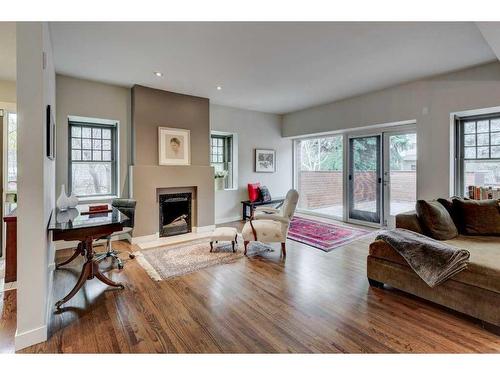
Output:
81,204,112,215
89,204,109,212
247,183,261,202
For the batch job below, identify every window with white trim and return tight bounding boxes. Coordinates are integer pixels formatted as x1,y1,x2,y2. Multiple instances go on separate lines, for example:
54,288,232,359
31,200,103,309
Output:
210,133,236,189
456,113,500,197
69,120,118,197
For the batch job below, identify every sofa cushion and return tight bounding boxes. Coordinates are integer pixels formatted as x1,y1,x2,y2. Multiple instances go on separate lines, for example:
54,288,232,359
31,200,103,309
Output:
415,200,458,240
452,198,500,236
369,235,500,294
259,186,272,202
395,211,424,234
437,197,464,232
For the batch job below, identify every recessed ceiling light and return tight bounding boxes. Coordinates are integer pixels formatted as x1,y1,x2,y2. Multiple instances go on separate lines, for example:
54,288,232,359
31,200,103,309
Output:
216,86,222,91
154,71,163,77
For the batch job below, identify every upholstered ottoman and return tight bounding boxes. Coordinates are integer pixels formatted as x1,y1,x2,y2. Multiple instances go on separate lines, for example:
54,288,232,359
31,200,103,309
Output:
210,227,238,252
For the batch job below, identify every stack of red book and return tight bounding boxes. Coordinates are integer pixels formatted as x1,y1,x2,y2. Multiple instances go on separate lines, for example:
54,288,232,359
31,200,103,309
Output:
81,204,112,215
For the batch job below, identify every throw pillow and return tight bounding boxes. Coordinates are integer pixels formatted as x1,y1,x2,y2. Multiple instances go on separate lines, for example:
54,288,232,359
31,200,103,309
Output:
259,186,272,202
437,196,466,232
452,198,500,235
247,183,261,202
415,200,458,240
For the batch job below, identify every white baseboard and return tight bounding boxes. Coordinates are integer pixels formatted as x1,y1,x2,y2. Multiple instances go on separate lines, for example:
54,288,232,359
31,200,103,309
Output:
215,215,241,225
15,325,48,351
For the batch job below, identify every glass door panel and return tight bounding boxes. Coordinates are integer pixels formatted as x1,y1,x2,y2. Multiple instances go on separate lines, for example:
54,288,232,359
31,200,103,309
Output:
383,131,417,227
348,135,381,223
294,135,344,218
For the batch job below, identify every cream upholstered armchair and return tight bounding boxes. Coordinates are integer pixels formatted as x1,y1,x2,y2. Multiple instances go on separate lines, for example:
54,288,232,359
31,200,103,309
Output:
242,189,299,257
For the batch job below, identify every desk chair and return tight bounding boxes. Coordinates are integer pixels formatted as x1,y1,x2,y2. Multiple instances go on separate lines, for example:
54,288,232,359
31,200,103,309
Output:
95,198,136,269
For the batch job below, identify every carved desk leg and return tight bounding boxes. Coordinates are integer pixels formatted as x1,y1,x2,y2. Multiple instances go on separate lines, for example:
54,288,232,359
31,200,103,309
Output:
56,242,84,269
55,236,124,310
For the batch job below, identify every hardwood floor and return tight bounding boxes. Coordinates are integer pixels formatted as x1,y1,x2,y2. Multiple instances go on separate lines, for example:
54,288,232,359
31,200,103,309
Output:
1,220,500,353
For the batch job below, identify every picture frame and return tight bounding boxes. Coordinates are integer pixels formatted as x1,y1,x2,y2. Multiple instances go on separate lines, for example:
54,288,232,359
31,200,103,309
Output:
158,127,191,166
46,104,56,160
255,149,276,173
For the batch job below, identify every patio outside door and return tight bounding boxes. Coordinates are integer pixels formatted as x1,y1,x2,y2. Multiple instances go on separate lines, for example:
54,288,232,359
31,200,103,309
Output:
348,135,382,224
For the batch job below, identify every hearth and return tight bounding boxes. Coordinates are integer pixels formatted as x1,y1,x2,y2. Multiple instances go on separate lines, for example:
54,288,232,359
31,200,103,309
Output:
159,192,192,237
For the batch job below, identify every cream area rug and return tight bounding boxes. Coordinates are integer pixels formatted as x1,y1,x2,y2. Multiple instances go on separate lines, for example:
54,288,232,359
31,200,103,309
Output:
134,240,273,281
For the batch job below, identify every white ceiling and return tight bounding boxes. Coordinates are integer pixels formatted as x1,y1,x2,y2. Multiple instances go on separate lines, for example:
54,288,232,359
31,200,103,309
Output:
0,22,16,82
49,22,497,114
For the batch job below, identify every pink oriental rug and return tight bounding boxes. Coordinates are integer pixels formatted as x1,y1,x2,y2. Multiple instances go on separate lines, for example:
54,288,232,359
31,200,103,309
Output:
287,216,370,252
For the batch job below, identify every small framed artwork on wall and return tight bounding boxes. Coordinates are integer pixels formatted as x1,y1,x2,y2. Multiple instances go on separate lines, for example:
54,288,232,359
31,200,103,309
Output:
255,149,276,173
158,127,191,166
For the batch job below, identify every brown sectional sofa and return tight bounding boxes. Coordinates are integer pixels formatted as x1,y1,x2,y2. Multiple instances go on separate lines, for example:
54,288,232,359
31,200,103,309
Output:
367,211,500,333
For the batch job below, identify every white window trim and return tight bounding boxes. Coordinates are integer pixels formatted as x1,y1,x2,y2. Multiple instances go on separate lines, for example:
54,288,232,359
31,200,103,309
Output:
450,105,500,197
211,130,238,191
68,115,121,198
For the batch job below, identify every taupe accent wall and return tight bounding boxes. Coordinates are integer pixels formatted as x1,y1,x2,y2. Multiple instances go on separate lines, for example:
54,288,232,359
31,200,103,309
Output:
132,85,210,166
131,85,214,236
0,79,16,103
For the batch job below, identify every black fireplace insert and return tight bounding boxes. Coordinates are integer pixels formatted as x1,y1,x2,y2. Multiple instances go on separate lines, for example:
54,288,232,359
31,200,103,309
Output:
158,192,192,237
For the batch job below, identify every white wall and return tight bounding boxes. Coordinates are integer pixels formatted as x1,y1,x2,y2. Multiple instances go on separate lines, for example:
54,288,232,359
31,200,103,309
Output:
16,22,56,350
283,62,500,200
55,75,131,198
210,104,293,223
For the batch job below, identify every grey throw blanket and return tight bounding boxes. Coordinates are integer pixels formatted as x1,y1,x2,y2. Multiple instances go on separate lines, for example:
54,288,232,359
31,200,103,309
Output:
375,228,470,287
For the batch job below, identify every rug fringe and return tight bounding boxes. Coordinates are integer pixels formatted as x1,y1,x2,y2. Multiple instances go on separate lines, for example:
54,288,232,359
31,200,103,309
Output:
132,251,163,281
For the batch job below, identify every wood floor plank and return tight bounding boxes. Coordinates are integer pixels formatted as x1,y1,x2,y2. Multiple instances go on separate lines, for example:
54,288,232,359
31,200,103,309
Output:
1,219,499,353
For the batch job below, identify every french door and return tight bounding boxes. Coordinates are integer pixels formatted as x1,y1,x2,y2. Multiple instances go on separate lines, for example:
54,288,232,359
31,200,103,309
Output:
348,130,417,227
348,135,382,224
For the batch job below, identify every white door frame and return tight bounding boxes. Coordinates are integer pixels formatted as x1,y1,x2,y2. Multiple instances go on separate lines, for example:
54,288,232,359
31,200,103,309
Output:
345,122,416,228
291,119,416,228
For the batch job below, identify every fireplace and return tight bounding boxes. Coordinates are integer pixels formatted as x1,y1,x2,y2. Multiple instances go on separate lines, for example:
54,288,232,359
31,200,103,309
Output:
158,192,192,237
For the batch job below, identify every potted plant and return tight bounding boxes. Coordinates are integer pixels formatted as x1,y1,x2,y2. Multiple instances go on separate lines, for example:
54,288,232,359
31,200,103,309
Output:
214,170,228,191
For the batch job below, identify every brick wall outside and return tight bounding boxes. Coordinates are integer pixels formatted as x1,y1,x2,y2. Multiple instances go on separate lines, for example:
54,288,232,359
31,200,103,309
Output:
298,170,416,209
298,171,343,209
389,171,417,202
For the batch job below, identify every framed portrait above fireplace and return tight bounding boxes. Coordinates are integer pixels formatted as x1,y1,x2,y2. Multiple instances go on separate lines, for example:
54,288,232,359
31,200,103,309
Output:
158,127,191,166
255,149,276,173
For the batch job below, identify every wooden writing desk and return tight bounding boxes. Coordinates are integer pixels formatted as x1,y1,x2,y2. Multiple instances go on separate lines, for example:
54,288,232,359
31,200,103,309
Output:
48,205,128,309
